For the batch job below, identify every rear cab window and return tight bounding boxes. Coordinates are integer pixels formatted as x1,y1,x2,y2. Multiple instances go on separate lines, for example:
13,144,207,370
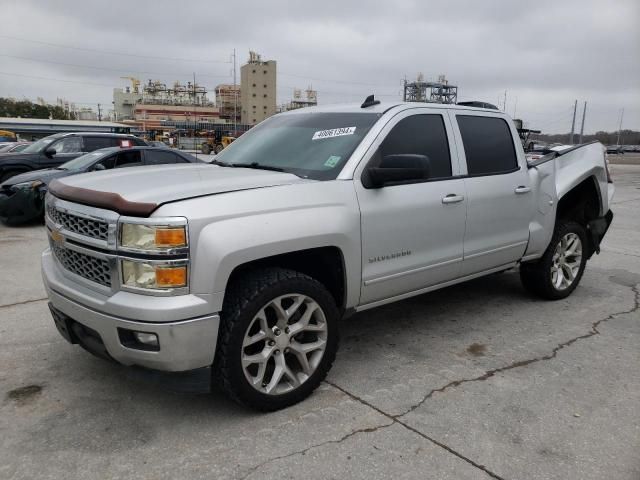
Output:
145,150,186,165
456,115,518,176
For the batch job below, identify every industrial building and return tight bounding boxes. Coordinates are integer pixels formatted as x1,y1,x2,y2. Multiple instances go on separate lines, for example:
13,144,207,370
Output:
215,84,241,124
240,51,277,125
278,87,318,112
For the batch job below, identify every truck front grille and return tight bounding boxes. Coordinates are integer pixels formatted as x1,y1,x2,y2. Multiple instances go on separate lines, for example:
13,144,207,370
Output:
51,242,112,288
47,204,109,241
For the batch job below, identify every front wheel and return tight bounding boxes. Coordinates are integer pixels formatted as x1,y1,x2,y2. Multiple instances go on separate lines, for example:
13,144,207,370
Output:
214,268,339,411
520,221,588,300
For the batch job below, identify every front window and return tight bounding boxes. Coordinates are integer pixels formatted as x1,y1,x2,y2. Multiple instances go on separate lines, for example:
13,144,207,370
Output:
21,136,57,153
215,112,380,180
59,151,108,171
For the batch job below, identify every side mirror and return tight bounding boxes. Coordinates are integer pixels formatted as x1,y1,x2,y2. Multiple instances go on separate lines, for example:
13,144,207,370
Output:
92,163,106,171
44,147,57,158
365,154,431,188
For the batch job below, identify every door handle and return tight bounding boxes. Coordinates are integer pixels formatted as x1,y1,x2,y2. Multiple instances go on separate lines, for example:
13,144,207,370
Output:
514,186,531,194
442,194,465,204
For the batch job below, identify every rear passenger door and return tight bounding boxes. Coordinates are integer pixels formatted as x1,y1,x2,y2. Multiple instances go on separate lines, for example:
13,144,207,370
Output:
355,109,467,305
450,112,531,276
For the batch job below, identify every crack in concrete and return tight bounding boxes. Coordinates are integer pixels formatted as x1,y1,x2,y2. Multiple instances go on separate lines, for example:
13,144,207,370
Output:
0,297,48,309
238,421,395,480
396,284,639,418
318,284,639,480
326,381,504,480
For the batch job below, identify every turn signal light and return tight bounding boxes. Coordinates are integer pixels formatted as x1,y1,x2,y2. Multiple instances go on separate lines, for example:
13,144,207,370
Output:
155,228,186,247
156,266,187,288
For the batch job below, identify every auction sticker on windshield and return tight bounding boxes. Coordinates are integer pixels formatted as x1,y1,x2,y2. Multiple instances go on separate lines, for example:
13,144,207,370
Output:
312,126,356,140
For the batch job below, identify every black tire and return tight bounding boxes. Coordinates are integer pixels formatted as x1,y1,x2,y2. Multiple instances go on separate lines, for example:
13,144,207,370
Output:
201,144,211,155
520,221,588,300
214,268,339,411
214,144,223,154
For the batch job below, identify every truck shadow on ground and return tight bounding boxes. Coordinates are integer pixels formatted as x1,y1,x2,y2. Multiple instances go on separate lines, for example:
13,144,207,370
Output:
17,268,611,455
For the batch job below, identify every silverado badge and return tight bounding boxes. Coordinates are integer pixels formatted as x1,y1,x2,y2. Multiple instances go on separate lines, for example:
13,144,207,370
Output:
50,228,64,245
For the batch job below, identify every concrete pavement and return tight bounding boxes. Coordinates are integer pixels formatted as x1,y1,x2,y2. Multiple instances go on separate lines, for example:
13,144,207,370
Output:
1,165,638,480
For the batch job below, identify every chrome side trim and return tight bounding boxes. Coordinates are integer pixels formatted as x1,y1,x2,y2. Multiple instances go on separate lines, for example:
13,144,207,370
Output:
363,257,462,286
356,263,517,312
463,241,528,260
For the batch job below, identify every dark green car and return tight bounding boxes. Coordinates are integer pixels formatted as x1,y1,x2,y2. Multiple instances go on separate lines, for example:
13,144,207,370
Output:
0,146,202,225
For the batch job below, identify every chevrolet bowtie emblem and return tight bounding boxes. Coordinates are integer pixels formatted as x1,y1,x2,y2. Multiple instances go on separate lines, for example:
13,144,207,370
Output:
50,228,64,244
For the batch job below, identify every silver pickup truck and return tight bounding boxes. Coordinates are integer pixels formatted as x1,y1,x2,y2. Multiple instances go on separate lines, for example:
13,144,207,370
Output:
42,100,614,410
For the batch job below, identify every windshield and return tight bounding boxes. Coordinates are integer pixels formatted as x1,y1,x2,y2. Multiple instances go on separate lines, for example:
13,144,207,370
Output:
59,150,107,170
21,137,57,153
215,112,380,180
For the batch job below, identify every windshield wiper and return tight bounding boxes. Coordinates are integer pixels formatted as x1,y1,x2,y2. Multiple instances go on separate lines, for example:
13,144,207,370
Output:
210,160,232,167
55,167,68,170
231,162,286,173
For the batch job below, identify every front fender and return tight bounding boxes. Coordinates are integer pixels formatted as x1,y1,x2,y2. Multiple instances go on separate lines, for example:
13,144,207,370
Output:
154,181,362,313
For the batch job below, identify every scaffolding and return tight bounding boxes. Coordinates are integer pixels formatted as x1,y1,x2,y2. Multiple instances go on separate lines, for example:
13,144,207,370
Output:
403,74,458,104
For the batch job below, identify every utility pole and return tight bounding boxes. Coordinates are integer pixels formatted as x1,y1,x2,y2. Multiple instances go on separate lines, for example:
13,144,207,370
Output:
616,108,625,146
503,90,507,112
569,100,577,144
97,103,102,121
232,48,237,134
579,101,587,144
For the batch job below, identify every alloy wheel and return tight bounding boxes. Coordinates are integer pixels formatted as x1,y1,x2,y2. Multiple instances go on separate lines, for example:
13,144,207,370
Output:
241,294,328,395
550,232,583,291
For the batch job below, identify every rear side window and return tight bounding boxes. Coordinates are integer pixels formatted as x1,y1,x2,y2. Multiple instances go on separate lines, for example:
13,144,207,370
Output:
114,151,142,168
378,114,452,179
456,116,518,175
145,150,186,165
84,137,117,151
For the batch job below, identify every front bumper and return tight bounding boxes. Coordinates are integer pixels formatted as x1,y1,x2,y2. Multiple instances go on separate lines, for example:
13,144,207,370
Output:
0,187,44,224
43,249,220,373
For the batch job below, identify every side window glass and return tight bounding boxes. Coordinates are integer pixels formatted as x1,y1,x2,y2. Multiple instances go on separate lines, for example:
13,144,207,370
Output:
53,137,83,153
84,137,113,151
95,155,116,170
456,115,518,175
378,114,452,179
114,151,143,168
145,151,181,165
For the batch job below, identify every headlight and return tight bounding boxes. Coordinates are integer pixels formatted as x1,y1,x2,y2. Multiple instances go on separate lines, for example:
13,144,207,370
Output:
11,180,43,191
121,260,187,290
120,222,187,251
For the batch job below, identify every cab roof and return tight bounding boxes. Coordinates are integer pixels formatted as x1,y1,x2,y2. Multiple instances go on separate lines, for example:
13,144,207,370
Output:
279,101,507,116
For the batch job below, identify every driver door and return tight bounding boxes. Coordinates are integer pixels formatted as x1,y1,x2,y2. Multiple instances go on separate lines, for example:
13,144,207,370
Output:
354,109,467,305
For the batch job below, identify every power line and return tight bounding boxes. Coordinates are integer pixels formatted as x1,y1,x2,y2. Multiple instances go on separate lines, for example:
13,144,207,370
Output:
0,34,231,64
0,71,114,87
0,53,232,79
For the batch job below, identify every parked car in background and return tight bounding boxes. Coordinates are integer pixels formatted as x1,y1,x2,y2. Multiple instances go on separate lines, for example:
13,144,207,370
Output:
0,146,201,224
606,145,624,154
0,142,32,153
0,132,147,182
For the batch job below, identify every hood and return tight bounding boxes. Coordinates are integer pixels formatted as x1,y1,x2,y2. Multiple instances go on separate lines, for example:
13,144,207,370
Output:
1,168,67,187
48,163,311,216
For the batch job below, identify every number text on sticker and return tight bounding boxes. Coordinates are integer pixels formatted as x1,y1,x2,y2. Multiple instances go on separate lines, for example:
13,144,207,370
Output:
312,126,356,140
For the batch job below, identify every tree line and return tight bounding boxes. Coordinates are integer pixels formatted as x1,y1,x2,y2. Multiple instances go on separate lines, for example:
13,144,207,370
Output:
0,97,75,120
533,130,640,146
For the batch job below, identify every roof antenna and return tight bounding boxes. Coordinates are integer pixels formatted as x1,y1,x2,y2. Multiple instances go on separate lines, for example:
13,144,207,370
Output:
361,95,380,108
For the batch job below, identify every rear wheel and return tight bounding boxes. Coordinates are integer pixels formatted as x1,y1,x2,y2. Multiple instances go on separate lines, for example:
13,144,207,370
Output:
520,221,587,300
201,143,212,154
214,268,339,411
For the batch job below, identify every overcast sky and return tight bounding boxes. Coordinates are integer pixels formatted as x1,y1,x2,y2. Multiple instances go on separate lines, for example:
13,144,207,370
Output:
1,0,638,134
